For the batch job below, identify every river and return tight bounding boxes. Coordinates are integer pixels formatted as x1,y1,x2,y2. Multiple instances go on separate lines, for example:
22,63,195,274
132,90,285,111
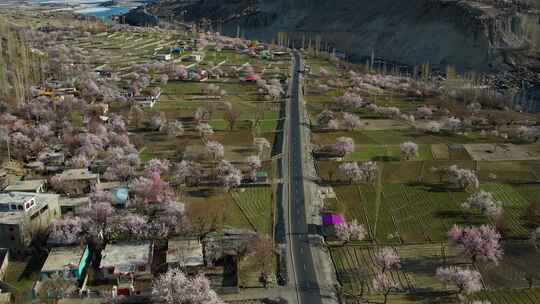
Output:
31,0,141,20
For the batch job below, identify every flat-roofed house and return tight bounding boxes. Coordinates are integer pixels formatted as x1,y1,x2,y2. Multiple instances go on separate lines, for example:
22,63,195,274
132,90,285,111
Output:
35,246,90,299
40,246,90,282
166,238,204,274
4,179,46,193
58,197,89,215
53,169,100,195
0,192,60,252
99,242,153,280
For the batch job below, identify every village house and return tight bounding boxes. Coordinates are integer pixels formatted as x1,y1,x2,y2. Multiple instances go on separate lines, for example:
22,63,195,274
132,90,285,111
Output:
166,238,204,274
99,242,154,297
53,169,100,195
99,242,153,280
39,246,90,282
0,192,60,252
58,197,89,215
3,179,46,193
35,246,90,299
37,150,65,169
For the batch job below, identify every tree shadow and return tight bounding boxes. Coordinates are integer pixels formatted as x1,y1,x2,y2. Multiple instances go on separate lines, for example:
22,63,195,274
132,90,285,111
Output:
186,188,215,198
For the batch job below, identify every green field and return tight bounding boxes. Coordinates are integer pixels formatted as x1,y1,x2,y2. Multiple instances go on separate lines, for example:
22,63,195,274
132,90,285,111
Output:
231,186,275,235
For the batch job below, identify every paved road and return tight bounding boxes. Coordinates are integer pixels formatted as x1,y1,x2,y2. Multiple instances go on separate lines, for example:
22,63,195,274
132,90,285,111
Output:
285,51,323,304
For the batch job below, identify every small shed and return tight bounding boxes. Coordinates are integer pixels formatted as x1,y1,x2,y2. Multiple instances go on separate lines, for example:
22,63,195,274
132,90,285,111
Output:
155,54,172,61
322,213,344,226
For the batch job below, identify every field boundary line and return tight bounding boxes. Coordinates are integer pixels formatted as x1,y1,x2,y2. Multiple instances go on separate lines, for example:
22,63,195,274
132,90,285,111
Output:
373,162,384,241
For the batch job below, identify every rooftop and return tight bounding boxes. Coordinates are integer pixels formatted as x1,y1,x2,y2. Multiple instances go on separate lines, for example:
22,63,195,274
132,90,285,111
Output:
56,169,99,181
0,192,59,225
59,196,89,208
94,181,123,191
4,179,46,192
166,238,204,267
100,242,152,269
322,213,344,226
41,246,86,273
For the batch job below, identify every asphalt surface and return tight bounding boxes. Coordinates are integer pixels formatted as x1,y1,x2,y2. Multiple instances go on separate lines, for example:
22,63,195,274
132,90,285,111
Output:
287,51,322,304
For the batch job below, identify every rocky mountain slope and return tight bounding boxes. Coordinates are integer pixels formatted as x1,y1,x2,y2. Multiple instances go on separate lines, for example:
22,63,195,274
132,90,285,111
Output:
125,0,539,104
129,0,537,70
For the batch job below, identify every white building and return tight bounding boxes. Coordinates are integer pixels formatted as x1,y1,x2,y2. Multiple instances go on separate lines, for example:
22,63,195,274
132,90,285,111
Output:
0,192,60,251
155,54,172,61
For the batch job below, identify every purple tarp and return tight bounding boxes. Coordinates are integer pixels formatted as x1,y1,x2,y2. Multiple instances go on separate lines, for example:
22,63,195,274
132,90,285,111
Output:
322,214,344,226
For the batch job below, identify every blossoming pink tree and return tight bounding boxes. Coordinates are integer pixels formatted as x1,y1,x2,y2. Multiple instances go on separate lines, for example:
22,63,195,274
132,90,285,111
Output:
144,158,170,177
333,137,354,157
448,225,503,264
342,112,362,131
206,141,224,161
374,247,401,274
461,191,502,219
436,266,482,295
113,214,149,240
196,123,214,140
339,162,362,184
130,172,172,204
359,161,378,185
67,154,90,169
316,110,336,129
48,217,85,245
448,165,479,190
152,268,224,304
175,160,203,187
400,141,419,160
335,219,366,242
